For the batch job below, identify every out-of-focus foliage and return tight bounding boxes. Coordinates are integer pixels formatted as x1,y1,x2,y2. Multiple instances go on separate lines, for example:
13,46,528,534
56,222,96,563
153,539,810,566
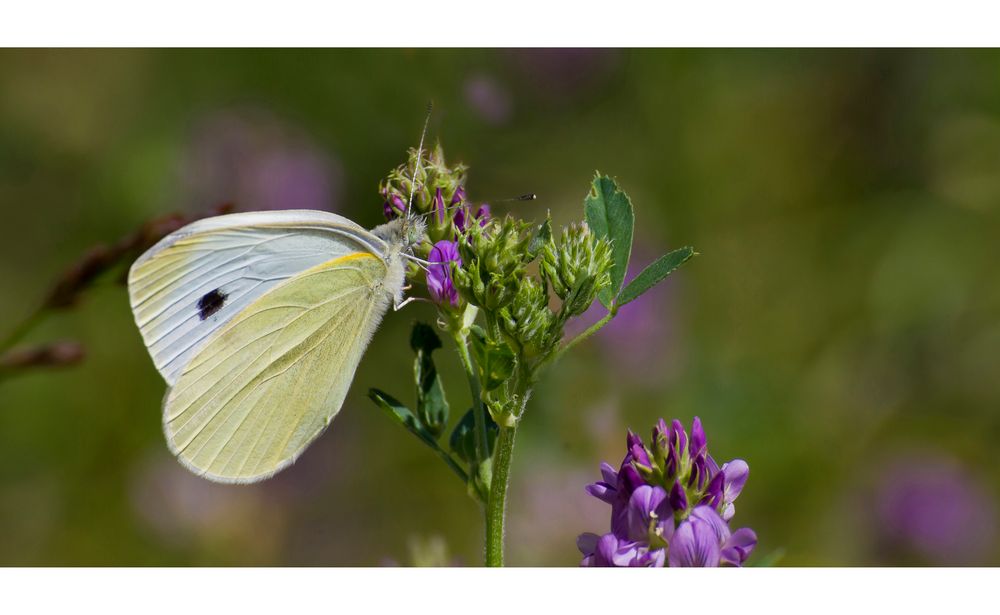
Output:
0,49,998,565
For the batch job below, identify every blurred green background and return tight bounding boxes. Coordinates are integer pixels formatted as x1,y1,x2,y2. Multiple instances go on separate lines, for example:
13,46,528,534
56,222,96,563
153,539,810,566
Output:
1,49,998,566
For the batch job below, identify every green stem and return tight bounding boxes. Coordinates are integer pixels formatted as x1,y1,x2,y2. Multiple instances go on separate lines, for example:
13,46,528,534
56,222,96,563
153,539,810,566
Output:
432,444,470,484
453,330,489,469
548,310,615,367
485,423,516,567
484,363,532,567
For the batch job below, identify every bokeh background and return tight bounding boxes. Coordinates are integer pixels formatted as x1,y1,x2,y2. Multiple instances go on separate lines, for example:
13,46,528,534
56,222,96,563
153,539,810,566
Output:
1,49,998,566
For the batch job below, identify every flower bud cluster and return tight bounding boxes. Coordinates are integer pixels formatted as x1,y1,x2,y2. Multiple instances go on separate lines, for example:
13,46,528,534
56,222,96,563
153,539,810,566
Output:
540,222,613,318
380,143,467,229
453,217,533,312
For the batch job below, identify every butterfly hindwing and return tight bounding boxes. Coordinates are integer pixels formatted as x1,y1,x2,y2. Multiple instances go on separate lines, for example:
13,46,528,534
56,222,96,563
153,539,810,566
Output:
162,251,398,483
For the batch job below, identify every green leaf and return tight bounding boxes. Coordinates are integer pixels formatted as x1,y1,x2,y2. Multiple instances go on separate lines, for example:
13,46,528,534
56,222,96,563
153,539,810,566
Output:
410,322,449,438
468,326,515,391
409,321,442,354
449,407,498,465
584,173,635,309
526,215,552,261
368,388,438,449
616,247,695,307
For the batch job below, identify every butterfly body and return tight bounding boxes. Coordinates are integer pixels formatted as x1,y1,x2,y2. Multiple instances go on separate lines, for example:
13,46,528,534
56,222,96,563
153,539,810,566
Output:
128,210,422,483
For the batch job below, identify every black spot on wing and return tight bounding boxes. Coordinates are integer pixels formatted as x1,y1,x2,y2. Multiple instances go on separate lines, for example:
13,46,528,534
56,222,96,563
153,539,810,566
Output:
197,289,228,320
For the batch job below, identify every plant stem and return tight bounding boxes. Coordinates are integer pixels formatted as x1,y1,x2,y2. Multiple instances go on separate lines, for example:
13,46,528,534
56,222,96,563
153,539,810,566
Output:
485,422,516,567
548,310,614,366
453,331,489,470
432,445,470,484
484,363,532,567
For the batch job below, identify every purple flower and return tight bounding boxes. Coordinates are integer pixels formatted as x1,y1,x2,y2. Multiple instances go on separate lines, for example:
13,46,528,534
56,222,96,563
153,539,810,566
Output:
723,528,758,566
463,73,513,126
668,505,758,567
579,417,756,567
669,510,721,567
586,460,642,538
506,50,621,105
669,480,688,512
874,454,997,564
383,192,407,220
564,246,681,383
450,186,466,206
432,188,447,224
720,459,749,521
426,241,462,306
627,429,651,469
454,204,491,233
178,108,340,214
577,532,664,568
626,485,674,544
690,417,707,458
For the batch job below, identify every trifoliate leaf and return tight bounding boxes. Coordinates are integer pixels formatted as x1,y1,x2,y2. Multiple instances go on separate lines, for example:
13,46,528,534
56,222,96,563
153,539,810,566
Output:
584,173,634,309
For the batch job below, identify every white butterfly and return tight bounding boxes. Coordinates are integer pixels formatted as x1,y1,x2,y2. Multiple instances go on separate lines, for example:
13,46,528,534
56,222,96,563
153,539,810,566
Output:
128,209,426,483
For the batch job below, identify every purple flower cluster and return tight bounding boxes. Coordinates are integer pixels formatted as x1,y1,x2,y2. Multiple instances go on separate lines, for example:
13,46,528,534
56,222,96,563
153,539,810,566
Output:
578,417,757,567
381,183,491,230
421,187,491,308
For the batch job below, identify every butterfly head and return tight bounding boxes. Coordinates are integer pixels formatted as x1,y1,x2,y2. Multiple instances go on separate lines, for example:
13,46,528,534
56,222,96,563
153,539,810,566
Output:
372,214,427,255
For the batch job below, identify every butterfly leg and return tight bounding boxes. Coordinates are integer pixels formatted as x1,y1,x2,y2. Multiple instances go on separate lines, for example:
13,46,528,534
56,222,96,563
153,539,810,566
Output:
394,295,428,311
402,254,434,271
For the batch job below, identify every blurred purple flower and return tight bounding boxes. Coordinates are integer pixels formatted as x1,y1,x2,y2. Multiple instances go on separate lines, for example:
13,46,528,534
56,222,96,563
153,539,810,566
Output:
875,454,997,564
179,108,340,213
579,417,756,567
509,466,608,565
505,49,621,104
463,74,513,126
129,454,284,559
427,240,462,306
566,245,680,383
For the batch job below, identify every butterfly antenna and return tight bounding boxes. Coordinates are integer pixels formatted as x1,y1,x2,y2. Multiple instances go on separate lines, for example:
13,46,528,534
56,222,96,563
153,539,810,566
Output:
491,193,537,204
417,192,537,222
403,101,434,233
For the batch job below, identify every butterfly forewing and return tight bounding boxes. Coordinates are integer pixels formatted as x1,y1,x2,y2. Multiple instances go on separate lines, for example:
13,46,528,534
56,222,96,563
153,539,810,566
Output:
162,251,396,483
128,210,387,385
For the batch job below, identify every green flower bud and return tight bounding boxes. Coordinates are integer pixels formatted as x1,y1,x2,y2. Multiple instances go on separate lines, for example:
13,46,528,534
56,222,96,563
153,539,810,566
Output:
498,276,557,361
454,216,533,311
541,222,613,317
